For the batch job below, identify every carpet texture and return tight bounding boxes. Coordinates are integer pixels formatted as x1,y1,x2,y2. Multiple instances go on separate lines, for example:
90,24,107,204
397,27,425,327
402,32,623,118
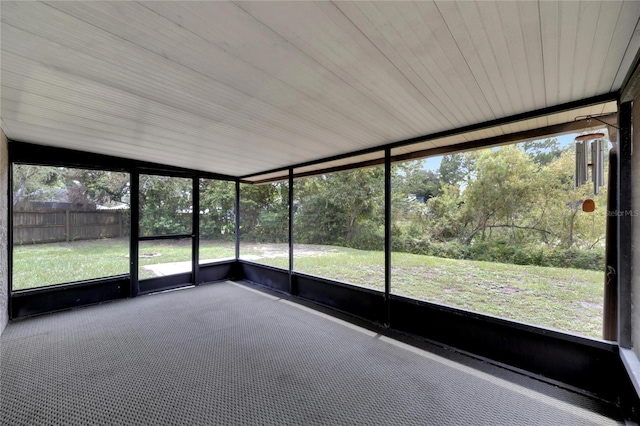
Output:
0,281,623,425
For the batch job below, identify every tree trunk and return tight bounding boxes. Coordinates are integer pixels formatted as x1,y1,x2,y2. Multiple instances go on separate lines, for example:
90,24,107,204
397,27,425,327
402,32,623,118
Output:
347,202,359,241
567,210,576,249
12,175,26,206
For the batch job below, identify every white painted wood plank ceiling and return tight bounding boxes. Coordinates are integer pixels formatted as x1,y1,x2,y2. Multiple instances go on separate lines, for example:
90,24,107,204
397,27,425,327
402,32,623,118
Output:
1,1,639,177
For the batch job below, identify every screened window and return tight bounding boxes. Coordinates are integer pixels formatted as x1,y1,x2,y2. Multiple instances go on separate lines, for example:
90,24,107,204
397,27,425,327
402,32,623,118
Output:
138,239,192,280
239,181,289,269
12,165,130,290
293,165,384,291
199,178,235,264
137,174,193,281
391,138,607,339
139,174,192,237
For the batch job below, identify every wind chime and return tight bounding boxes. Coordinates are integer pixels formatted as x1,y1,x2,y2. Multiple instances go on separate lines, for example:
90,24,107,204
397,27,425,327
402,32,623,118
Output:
574,131,605,212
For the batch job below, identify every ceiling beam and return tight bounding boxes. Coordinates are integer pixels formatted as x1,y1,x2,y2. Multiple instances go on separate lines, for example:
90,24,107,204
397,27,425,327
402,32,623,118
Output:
621,52,640,103
244,113,617,185
241,92,618,180
390,113,617,163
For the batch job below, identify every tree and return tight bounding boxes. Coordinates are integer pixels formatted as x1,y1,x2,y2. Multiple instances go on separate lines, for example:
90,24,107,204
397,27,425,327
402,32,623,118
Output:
439,153,475,186
12,164,65,207
138,175,192,236
521,138,563,167
396,161,441,200
240,182,289,243
461,145,538,245
426,184,466,241
294,167,384,249
539,148,608,249
200,179,235,240
12,165,130,209
68,169,130,207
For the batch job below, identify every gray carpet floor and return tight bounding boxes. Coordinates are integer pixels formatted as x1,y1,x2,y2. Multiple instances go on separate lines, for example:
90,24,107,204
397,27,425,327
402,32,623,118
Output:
0,281,623,425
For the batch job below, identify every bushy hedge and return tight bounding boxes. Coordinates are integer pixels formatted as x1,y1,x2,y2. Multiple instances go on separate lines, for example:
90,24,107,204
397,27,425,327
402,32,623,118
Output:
391,237,466,260
392,237,604,271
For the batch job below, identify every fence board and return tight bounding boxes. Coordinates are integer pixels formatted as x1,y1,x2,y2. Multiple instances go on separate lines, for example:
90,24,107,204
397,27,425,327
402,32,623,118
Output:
13,210,130,245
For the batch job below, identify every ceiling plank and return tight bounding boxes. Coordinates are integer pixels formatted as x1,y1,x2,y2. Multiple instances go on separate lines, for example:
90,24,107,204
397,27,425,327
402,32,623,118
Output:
539,1,560,107
443,1,510,117
570,1,604,100
582,1,624,97
556,1,582,104
334,1,461,129
517,1,546,109
474,1,526,112
612,3,640,93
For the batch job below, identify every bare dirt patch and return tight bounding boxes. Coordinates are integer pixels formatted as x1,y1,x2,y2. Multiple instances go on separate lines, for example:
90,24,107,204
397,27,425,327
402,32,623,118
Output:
502,286,520,295
580,301,602,309
243,244,339,260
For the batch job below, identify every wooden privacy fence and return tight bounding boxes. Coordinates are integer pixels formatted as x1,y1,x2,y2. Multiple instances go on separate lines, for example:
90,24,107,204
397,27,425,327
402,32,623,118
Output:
13,210,130,245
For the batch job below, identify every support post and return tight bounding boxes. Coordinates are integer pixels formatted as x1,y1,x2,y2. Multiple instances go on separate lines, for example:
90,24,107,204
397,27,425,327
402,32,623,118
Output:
192,176,200,285
130,171,139,298
289,168,294,295
618,101,632,348
384,148,391,327
7,159,13,319
603,143,618,340
235,180,240,261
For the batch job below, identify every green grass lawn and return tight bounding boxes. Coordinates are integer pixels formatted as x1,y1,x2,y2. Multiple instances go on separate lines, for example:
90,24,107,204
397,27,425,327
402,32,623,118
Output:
13,239,604,339
12,238,235,286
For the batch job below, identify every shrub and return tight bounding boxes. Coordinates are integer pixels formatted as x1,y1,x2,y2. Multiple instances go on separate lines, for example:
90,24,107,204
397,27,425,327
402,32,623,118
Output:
347,224,384,251
391,236,604,271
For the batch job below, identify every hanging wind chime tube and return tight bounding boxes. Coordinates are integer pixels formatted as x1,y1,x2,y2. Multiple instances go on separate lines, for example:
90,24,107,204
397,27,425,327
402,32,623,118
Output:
575,132,605,195
575,138,589,188
591,139,604,194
